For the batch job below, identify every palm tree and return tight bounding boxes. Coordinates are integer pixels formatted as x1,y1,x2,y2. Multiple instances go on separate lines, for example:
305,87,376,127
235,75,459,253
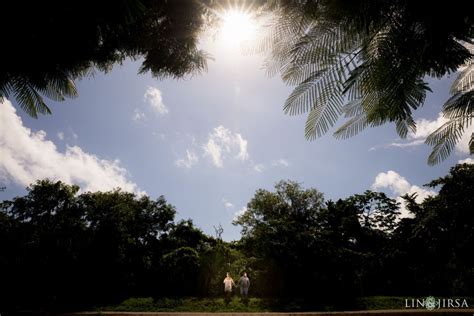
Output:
257,0,473,164
0,70,81,118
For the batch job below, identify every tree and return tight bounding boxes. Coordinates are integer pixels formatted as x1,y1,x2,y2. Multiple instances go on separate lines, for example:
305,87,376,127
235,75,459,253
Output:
234,180,326,299
198,239,249,297
233,181,405,302
316,192,401,298
348,190,400,232
160,247,201,296
1,168,473,311
0,180,87,309
258,1,473,164
414,163,474,294
0,180,181,309
234,180,324,250
156,219,214,297
1,0,211,117
389,163,474,295
77,190,177,302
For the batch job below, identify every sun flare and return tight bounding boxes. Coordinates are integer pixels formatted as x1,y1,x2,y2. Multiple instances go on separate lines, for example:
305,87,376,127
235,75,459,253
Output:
219,9,257,46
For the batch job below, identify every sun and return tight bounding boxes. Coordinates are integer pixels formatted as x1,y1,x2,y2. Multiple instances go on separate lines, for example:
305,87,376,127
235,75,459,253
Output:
219,9,257,46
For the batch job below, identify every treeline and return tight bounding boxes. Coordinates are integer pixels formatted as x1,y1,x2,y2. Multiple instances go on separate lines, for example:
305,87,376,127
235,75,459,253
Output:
0,164,473,311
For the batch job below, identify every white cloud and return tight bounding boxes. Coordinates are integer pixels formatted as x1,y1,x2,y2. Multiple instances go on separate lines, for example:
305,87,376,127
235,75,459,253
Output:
175,126,250,170
202,125,249,168
0,99,142,194
144,86,169,115
371,170,436,217
235,134,249,161
388,113,473,155
251,159,289,173
411,114,447,139
456,127,474,155
175,150,199,168
222,198,234,209
233,206,248,220
458,157,474,164
253,163,265,172
133,108,146,122
388,139,425,148
203,138,223,167
57,130,78,141
372,171,411,195
271,159,289,167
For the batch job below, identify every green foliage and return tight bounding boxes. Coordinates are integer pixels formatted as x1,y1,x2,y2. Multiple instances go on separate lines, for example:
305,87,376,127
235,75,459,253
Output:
100,297,274,312
1,165,474,311
234,180,324,238
258,1,473,163
426,90,474,165
234,180,361,300
0,180,183,310
426,43,474,165
102,296,474,312
198,240,251,297
160,247,200,296
355,296,408,310
391,164,474,295
348,190,400,232
0,0,212,117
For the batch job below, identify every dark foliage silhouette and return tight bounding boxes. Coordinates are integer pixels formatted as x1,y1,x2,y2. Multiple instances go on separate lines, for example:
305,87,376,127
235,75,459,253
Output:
0,0,210,117
257,1,473,164
0,164,473,311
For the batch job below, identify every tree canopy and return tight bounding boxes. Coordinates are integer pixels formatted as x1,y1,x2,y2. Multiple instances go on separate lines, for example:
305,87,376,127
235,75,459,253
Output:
258,0,473,164
0,0,211,117
1,165,474,311
2,1,471,164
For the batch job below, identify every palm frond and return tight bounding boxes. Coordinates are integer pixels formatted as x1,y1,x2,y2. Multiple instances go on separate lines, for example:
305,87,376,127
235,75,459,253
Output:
470,133,474,154
304,79,344,140
452,64,473,94
395,117,416,139
426,118,471,166
443,91,474,121
258,1,473,165
2,72,79,118
11,77,51,118
263,14,363,140
32,73,78,102
333,113,369,139
425,43,473,164
451,42,473,94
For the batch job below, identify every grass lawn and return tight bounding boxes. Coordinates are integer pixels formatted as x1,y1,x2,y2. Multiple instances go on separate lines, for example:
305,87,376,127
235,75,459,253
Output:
99,297,273,312
97,296,474,312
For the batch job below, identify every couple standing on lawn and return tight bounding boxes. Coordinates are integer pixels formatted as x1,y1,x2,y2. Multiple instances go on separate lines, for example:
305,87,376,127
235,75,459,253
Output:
223,272,250,300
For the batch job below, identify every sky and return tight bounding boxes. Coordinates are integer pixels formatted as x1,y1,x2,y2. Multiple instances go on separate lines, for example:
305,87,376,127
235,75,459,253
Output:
1,17,473,240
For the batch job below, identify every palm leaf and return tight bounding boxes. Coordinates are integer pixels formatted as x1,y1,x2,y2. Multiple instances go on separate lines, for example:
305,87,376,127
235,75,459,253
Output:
426,118,470,165
333,113,369,139
11,77,51,118
470,132,474,154
443,91,474,121
451,64,473,94
257,1,473,165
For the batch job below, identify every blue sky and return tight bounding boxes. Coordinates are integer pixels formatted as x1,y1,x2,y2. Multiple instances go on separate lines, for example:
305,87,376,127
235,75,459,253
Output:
1,32,472,241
